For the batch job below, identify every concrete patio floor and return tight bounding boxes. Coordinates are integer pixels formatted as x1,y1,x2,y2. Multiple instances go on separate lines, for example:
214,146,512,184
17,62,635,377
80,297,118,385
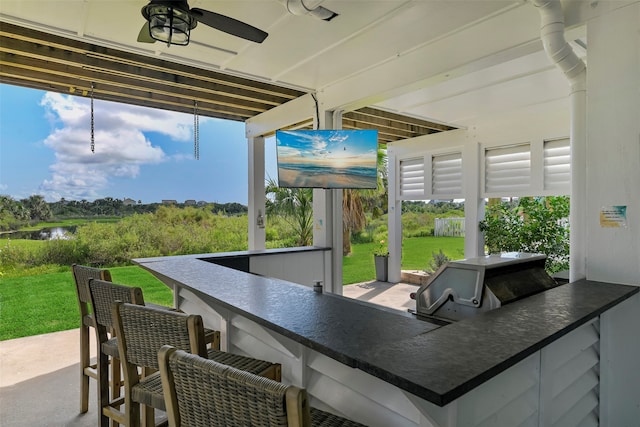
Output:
0,281,417,426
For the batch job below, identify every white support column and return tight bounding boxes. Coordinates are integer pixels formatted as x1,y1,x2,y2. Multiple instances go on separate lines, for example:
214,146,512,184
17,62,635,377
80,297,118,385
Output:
245,94,316,252
312,108,342,294
313,190,331,248
313,103,333,248
312,189,342,294
331,189,343,293
313,188,336,293
569,82,586,282
463,132,485,258
584,1,640,284
387,146,402,283
248,136,266,250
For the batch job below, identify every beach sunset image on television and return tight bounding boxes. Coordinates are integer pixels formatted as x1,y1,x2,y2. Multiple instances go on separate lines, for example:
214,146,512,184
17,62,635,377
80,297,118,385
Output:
276,129,378,189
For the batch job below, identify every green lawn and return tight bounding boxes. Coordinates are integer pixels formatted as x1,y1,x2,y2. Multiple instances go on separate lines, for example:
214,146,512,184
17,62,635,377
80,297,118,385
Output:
343,236,465,284
0,265,173,341
0,236,464,340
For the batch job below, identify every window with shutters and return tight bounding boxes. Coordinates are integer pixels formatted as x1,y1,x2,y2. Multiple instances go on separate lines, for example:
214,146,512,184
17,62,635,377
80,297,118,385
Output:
431,152,462,197
543,138,570,192
399,157,425,199
484,143,531,196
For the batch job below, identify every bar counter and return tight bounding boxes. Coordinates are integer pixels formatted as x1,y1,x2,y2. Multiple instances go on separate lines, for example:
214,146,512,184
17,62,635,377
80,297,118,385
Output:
135,252,639,426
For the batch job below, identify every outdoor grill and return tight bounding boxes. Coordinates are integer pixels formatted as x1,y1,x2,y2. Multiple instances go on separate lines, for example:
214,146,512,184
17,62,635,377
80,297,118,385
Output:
412,252,559,323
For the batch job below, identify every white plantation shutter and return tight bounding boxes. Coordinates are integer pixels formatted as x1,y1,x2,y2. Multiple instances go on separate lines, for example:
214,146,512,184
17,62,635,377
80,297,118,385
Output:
432,152,462,197
544,138,570,192
399,157,425,199
484,143,531,195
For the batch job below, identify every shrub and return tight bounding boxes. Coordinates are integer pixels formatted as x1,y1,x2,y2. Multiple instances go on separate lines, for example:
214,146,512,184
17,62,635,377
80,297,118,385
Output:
479,196,569,273
69,208,249,266
425,249,450,273
403,211,435,231
351,231,373,244
36,238,87,266
0,240,31,268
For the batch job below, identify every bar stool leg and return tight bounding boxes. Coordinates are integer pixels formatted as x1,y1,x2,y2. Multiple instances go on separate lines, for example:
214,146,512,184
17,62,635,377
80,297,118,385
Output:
79,323,91,413
97,349,111,427
110,356,122,427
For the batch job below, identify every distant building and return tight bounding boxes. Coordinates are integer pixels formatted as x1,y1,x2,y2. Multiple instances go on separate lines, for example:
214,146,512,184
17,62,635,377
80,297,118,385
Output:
197,201,208,206
123,198,136,206
162,200,177,205
184,199,197,206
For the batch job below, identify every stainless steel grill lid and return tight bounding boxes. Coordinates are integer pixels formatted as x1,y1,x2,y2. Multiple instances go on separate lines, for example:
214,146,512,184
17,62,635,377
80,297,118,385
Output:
414,252,559,322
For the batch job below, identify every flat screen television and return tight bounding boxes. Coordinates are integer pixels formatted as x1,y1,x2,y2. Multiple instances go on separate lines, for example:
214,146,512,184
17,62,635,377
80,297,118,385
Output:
275,129,378,189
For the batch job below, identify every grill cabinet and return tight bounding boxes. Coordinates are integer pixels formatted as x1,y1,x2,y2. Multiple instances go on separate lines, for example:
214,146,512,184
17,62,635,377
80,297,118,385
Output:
413,252,559,323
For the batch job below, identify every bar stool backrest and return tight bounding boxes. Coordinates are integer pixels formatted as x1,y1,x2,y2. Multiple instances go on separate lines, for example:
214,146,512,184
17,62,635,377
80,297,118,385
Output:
112,302,207,371
88,279,144,333
158,346,309,427
72,264,113,323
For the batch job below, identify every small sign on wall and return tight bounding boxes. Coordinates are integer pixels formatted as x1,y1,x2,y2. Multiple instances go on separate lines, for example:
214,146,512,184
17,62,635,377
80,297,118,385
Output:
600,205,627,228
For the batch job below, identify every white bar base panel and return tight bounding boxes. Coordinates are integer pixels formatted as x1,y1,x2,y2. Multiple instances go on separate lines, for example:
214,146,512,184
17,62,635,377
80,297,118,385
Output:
175,287,640,427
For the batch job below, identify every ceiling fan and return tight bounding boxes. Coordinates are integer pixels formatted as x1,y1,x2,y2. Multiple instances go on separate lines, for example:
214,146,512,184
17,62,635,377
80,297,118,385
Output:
138,0,268,46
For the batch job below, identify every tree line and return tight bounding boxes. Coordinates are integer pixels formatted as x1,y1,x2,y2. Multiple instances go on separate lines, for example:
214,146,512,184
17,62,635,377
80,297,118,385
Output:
0,195,248,231
0,195,52,230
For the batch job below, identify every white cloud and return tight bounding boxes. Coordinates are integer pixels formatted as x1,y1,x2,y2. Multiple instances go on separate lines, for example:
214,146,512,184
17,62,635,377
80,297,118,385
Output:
38,92,194,200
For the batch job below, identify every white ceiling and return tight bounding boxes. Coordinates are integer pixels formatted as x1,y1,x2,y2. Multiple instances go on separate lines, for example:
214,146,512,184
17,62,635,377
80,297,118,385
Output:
0,0,587,129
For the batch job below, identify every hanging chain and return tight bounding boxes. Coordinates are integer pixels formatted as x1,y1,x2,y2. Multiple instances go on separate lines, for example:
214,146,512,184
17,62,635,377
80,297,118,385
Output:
193,100,200,160
90,82,95,153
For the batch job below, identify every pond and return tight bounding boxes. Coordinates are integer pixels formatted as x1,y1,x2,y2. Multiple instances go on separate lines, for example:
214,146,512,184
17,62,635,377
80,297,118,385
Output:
0,226,77,240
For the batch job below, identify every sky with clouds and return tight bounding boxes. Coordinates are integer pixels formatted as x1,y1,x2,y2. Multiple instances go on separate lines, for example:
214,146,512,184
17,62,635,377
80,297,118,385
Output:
0,84,277,204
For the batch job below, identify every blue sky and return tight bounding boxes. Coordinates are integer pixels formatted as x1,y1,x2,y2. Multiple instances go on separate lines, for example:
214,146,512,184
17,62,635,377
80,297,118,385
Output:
0,84,277,204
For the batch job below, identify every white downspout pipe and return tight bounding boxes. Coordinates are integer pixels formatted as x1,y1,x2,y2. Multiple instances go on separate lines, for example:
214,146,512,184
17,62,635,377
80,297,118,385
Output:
532,0,587,282
277,0,338,21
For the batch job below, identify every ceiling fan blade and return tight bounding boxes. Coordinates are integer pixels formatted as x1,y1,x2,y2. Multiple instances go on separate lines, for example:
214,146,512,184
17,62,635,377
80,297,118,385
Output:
190,8,268,43
137,22,156,43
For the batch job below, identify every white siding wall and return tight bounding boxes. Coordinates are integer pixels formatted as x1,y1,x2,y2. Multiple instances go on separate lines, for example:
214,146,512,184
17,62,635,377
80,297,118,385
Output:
249,250,328,288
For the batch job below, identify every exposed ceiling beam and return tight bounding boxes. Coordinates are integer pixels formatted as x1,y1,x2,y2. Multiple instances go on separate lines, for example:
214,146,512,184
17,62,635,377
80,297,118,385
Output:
0,21,453,142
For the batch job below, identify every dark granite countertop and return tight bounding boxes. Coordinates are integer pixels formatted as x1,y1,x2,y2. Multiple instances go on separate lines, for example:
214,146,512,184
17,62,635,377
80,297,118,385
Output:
135,255,638,407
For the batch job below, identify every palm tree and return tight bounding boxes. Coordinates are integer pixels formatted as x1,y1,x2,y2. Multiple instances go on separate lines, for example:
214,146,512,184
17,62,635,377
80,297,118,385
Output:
265,178,314,246
342,147,388,255
0,195,29,229
342,189,366,255
22,195,51,222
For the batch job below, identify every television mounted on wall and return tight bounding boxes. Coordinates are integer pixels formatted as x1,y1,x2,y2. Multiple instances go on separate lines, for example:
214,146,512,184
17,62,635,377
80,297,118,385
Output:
275,129,378,189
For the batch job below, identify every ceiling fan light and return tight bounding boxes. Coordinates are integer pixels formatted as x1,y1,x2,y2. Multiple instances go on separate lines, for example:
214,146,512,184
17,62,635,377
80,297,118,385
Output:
143,3,195,46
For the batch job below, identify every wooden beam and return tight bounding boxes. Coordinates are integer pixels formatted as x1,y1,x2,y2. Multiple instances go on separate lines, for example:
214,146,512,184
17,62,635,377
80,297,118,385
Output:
0,52,276,114
0,22,304,100
0,21,453,141
0,65,256,121
353,107,454,132
0,37,294,107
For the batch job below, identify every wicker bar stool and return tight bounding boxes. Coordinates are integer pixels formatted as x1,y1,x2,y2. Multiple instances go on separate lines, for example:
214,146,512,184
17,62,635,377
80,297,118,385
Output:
88,278,147,427
159,345,367,427
111,301,281,427
74,263,220,417
71,264,117,414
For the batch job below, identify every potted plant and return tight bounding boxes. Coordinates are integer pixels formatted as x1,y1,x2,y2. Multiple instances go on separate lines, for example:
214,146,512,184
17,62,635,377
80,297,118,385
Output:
373,240,389,282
